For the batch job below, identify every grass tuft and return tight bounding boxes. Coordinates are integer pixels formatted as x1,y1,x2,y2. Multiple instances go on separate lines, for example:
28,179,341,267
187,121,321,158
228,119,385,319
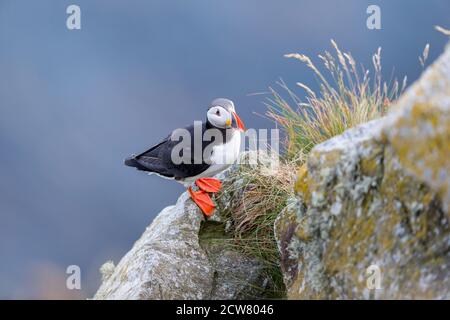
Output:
215,153,298,297
266,40,405,158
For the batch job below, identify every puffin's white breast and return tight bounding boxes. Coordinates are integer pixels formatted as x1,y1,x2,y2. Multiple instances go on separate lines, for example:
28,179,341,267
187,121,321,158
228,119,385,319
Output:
181,130,241,185
210,130,241,166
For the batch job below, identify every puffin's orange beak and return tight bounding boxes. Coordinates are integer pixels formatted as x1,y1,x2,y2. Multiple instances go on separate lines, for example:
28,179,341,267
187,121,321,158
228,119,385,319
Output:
232,111,246,132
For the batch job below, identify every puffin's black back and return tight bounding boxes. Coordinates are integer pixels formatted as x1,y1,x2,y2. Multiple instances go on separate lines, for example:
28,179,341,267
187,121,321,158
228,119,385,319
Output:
124,121,233,179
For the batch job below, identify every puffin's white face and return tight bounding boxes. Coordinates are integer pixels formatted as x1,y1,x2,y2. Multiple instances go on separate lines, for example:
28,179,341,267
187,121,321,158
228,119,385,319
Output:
207,105,233,129
207,98,245,131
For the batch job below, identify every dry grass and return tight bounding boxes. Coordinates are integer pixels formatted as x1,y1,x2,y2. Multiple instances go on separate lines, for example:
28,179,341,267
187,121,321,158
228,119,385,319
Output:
435,25,450,36
220,155,298,254
419,43,430,68
266,40,406,158
215,154,298,297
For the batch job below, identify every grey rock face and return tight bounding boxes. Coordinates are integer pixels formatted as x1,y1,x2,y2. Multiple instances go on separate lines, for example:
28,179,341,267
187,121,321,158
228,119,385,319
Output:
94,191,270,300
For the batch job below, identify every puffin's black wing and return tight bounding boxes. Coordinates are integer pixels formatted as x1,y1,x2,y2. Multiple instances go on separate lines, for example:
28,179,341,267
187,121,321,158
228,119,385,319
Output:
124,138,173,177
124,123,213,179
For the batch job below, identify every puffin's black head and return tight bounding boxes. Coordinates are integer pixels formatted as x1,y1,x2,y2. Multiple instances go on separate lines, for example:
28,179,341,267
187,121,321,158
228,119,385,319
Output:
206,98,245,131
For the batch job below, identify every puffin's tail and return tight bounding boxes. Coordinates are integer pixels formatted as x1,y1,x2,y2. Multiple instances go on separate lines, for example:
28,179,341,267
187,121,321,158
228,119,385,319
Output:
124,156,149,171
124,155,171,178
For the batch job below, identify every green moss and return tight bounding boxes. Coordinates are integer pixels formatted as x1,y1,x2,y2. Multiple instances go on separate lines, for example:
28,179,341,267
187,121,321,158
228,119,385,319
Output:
198,221,228,247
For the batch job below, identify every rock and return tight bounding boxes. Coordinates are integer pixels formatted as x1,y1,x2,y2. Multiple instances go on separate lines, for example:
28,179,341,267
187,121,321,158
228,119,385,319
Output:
275,44,450,299
99,260,115,282
94,189,272,299
384,44,450,213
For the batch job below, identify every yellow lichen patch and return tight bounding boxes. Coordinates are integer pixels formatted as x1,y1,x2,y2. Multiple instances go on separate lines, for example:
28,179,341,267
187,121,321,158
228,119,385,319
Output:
360,157,379,177
414,214,429,241
422,192,434,207
388,102,450,211
313,149,343,167
324,213,377,272
360,142,384,177
287,272,326,300
294,164,309,201
377,210,401,253
295,217,313,241
287,271,305,299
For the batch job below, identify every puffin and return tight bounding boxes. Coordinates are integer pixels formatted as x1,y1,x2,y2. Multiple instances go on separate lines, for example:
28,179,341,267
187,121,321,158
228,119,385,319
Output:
124,98,246,216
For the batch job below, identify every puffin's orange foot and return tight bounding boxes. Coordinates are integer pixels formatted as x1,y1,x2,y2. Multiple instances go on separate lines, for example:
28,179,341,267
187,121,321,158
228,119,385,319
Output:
195,177,222,193
188,187,215,217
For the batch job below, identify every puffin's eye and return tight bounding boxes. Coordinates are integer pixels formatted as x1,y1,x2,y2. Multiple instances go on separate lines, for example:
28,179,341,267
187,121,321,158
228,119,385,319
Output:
215,110,220,116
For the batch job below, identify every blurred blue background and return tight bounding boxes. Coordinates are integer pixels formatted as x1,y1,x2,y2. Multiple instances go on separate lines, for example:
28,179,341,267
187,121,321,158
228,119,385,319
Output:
0,0,449,298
